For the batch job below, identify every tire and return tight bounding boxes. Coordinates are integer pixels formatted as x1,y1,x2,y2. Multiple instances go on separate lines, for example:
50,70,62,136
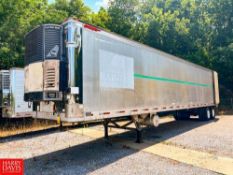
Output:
210,108,216,119
174,111,190,120
199,108,211,121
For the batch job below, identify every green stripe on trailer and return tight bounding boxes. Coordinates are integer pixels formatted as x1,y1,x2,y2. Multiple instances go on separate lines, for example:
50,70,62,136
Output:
134,73,212,88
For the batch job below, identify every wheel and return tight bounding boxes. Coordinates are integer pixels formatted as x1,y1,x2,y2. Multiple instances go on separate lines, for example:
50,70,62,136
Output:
174,111,190,120
199,108,211,121
210,108,216,119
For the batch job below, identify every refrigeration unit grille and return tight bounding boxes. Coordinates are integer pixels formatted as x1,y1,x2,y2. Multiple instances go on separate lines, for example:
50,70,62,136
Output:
44,27,63,60
25,26,43,65
0,71,10,90
44,68,56,88
25,24,63,65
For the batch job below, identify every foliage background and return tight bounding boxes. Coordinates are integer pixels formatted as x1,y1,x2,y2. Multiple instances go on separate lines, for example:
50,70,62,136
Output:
0,0,232,103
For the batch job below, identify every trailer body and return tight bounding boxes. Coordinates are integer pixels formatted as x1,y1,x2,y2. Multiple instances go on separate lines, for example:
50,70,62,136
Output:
24,19,219,122
0,68,33,118
81,26,219,115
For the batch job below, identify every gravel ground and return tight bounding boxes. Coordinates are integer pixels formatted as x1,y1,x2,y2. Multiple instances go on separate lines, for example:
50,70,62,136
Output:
0,115,232,175
143,115,233,158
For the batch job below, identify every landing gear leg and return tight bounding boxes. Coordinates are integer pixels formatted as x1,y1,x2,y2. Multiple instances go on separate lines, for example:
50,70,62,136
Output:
60,121,63,129
133,118,143,143
103,119,109,140
136,128,142,143
103,119,112,146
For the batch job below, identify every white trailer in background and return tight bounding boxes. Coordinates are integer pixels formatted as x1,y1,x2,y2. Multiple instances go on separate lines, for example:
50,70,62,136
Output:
0,68,33,118
24,18,220,142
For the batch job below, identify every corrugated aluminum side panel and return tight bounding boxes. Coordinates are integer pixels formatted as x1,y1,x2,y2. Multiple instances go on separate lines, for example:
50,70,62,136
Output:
82,28,215,114
10,69,33,113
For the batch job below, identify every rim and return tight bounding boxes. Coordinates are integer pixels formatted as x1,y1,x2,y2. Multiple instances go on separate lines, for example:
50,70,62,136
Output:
212,109,215,117
207,109,210,119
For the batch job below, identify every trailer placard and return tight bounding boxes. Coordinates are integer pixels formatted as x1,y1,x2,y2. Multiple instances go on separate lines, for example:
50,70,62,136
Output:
99,50,134,90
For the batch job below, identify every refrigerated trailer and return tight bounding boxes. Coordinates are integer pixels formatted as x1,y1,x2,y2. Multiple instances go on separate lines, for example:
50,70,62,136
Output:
0,68,33,118
24,18,219,142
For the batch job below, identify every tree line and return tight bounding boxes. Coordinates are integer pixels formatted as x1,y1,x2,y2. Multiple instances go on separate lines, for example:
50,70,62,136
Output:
0,0,232,99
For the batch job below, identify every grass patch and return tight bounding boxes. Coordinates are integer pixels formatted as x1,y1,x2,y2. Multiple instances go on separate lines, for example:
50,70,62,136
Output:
0,118,57,138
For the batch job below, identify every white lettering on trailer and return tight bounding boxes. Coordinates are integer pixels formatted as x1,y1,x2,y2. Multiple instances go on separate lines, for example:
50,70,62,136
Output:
99,50,134,89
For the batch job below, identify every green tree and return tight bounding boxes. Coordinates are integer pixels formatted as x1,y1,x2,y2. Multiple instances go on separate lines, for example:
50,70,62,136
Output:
0,0,48,69
209,0,233,93
90,7,110,29
107,0,139,37
52,0,91,22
